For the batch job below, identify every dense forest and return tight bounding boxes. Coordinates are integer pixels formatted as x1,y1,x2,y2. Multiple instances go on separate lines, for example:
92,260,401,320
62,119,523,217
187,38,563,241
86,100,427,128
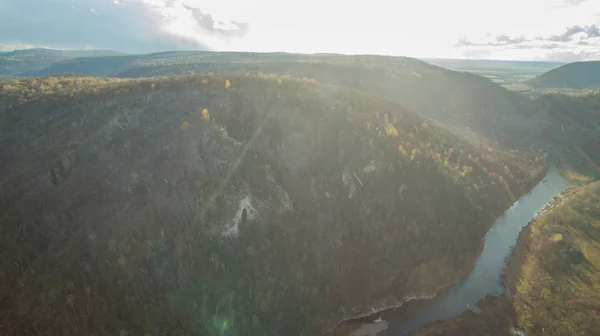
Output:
530,92,600,174
4,50,535,146
8,49,599,158
0,74,545,335
115,60,531,146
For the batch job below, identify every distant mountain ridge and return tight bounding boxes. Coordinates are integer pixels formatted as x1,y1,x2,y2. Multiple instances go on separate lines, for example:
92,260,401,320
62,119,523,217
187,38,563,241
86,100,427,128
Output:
527,61,600,89
0,48,124,57
0,48,126,76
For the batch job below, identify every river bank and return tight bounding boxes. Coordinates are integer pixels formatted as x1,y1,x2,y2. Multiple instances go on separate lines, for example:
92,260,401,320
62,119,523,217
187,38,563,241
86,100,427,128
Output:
410,181,596,336
502,184,580,292
409,294,516,336
328,166,550,336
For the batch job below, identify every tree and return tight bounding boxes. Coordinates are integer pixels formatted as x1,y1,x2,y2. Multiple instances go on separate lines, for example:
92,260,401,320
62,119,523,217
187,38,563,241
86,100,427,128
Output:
50,169,59,186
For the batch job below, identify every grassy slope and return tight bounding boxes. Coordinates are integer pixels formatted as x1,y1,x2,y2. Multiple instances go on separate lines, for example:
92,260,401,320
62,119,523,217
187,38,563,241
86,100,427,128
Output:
0,74,543,335
412,181,600,336
527,61,600,89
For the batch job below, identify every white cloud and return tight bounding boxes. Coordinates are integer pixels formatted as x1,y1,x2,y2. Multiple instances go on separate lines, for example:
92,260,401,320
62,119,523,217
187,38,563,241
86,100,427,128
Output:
2,0,600,60
120,0,600,59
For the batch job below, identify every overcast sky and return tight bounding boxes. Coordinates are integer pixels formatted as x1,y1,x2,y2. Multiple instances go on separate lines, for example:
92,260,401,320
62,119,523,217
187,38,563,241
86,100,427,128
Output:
1,0,599,61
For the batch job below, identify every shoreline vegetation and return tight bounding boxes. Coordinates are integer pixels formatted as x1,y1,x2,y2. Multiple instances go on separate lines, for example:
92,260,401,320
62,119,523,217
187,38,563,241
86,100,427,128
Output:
411,180,600,336
560,167,594,183
329,167,547,336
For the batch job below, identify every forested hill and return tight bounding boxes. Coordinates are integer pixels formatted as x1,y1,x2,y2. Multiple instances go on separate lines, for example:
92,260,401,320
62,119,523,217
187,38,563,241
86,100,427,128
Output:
527,61,600,89
16,50,533,146
529,92,600,174
119,59,528,140
0,74,544,335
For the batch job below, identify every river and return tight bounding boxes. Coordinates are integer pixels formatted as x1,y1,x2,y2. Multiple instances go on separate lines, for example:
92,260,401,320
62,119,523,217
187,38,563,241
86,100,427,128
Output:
361,168,573,336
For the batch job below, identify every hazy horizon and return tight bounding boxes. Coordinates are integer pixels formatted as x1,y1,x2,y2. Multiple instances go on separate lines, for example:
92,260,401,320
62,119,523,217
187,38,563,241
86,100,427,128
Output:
0,47,573,64
1,0,599,62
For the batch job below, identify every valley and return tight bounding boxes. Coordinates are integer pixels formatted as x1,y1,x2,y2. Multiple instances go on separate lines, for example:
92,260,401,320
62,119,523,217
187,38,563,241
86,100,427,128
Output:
0,49,598,336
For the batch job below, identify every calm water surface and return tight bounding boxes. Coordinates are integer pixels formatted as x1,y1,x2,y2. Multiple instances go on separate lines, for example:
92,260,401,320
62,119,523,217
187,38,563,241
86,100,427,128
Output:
377,168,572,335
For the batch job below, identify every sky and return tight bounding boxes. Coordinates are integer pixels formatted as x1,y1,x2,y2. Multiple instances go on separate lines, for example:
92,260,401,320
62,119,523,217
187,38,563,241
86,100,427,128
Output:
1,0,600,61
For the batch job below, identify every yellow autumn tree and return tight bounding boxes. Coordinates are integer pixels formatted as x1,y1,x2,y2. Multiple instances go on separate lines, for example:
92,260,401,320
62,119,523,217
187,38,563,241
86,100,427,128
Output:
385,124,399,137
398,144,408,156
180,120,190,131
225,80,231,89
201,108,210,120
